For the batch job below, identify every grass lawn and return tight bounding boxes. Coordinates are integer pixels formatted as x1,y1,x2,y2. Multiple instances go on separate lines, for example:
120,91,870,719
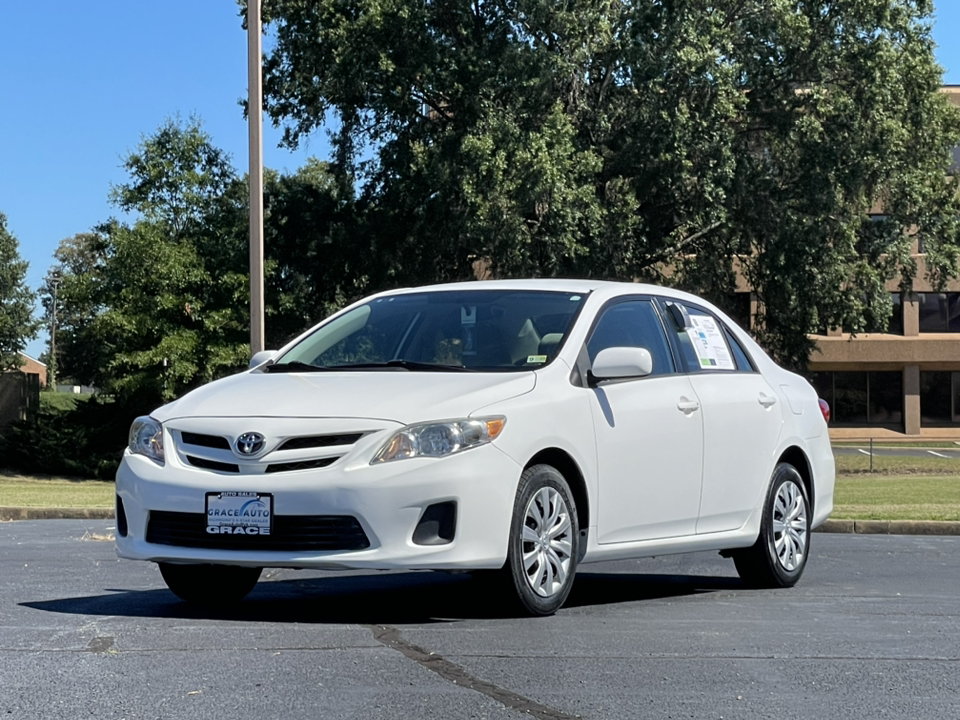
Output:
834,453,960,475
38,391,94,413
0,473,113,508
833,474,960,522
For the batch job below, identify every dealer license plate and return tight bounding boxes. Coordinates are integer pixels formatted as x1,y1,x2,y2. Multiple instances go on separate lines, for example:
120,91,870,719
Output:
205,492,273,536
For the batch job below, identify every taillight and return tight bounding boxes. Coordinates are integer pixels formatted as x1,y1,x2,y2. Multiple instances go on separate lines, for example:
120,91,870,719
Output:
818,398,831,424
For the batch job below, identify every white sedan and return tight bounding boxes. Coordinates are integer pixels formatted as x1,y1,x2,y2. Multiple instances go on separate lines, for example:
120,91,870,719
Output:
116,279,834,615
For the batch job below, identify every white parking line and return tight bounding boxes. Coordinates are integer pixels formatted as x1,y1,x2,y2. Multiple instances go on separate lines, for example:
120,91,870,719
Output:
927,450,950,458
857,449,872,456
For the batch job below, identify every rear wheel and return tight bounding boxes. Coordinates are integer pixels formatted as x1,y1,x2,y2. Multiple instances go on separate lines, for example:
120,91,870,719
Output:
158,563,262,605
733,463,810,588
504,464,580,616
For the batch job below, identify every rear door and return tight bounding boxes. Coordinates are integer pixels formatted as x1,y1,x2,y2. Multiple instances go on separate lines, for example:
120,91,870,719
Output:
660,300,783,534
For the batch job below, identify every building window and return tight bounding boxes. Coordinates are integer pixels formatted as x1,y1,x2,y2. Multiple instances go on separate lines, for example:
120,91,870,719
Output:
833,372,868,424
920,372,960,425
887,293,903,334
917,293,960,333
868,372,903,424
811,371,902,425
865,293,903,335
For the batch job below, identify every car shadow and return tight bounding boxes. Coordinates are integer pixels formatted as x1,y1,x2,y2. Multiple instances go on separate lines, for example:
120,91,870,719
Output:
21,570,744,624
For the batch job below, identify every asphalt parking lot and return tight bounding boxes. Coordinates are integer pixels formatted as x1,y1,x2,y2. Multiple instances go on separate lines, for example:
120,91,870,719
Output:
2,520,959,720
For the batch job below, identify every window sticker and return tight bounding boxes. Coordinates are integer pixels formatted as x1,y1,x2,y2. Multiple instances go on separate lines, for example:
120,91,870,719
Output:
527,355,548,364
686,315,735,370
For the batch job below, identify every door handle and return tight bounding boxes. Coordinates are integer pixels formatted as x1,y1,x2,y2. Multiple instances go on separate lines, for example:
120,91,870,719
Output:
677,398,700,414
758,393,778,408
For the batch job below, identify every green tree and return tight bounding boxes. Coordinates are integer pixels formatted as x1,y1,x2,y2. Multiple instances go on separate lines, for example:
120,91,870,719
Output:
92,219,249,403
45,120,356,404
51,119,254,404
0,212,39,370
40,231,109,387
111,116,237,239
262,158,371,347
252,0,960,369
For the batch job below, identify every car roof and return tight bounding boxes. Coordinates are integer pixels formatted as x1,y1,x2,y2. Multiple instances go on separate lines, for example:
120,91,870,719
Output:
377,278,696,301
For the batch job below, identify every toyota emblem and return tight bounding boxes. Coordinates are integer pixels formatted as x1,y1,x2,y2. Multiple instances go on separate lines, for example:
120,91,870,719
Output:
235,432,266,456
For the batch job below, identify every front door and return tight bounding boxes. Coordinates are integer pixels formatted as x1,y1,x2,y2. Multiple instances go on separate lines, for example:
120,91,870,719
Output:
586,298,705,544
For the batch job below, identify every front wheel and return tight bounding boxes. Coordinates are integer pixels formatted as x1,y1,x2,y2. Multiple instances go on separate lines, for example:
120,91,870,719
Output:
504,464,580,616
733,463,811,588
158,563,262,605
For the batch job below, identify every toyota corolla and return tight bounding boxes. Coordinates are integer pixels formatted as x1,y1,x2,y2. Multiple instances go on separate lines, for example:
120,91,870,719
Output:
115,279,834,615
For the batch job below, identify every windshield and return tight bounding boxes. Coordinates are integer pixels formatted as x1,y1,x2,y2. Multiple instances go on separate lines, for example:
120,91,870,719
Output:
272,290,588,372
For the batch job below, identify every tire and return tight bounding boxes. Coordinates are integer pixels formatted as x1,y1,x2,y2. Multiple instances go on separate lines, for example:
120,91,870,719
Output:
158,563,262,605
733,463,811,588
504,464,580,616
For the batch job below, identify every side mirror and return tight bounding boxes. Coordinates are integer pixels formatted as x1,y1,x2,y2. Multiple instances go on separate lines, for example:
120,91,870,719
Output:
589,347,653,386
249,350,278,370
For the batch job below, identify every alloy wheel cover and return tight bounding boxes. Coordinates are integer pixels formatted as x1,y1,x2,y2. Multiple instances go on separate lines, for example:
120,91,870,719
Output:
521,487,574,598
772,479,808,572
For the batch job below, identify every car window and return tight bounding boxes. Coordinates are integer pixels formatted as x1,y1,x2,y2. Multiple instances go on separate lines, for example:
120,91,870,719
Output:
723,325,757,372
275,290,587,372
664,302,738,373
586,299,675,376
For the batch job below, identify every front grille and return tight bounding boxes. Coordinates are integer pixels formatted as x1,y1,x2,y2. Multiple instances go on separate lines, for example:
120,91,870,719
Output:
146,511,370,551
277,433,365,451
181,432,231,450
186,456,240,473
265,457,338,474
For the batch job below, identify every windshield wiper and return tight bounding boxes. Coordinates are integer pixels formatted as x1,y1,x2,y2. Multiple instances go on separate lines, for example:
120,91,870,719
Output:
329,360,474,372
263,361,334,373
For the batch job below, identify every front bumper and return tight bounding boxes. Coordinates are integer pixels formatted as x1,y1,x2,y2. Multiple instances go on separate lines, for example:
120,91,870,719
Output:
115,442,522,571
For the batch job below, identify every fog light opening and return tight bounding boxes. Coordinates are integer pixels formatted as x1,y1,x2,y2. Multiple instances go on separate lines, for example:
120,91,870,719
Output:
116,495,129,538
412,501,457,546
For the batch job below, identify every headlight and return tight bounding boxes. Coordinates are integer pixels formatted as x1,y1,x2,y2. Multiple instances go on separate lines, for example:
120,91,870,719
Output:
372,416,506,464
128,416,165,465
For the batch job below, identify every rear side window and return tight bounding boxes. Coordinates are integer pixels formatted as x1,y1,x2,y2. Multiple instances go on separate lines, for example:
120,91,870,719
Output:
586,299,675,376
723,326,757,372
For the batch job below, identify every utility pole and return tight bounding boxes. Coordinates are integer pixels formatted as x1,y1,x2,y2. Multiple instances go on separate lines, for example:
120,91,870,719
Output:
247,0,265,356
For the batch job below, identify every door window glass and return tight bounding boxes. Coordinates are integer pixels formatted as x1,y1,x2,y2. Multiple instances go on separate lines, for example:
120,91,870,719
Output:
665,302,737,373
586,300,674,376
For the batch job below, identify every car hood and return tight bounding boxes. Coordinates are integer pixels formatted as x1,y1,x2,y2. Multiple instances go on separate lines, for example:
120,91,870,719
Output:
152,370,537,424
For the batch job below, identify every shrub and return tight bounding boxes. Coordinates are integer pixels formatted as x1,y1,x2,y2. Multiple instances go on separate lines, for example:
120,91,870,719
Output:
0,396,145,480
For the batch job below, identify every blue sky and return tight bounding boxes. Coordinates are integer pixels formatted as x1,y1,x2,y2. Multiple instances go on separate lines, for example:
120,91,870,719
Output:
4,1,960,359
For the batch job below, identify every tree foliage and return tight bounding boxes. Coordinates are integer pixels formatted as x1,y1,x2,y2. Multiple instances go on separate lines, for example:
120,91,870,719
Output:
262,158,372,345
253,0,960,369
42,120,251,405
110,116,237,239
45,119,359,405
0,212,39,371
40,231,108,386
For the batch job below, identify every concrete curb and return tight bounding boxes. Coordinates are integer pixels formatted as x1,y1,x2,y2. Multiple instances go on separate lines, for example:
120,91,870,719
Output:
0,507,113,521
815,519,960,535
